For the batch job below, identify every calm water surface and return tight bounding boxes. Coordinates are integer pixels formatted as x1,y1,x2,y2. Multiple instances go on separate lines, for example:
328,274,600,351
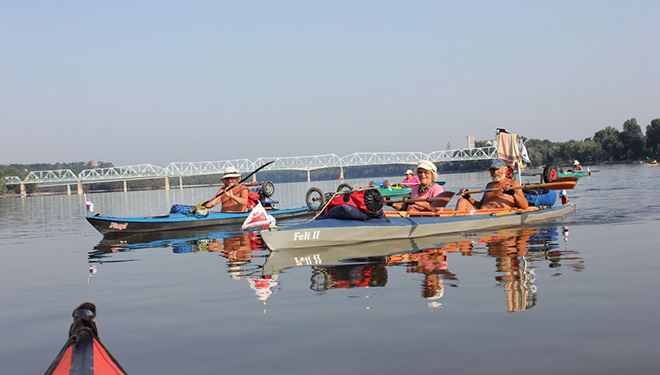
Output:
1,164,659,374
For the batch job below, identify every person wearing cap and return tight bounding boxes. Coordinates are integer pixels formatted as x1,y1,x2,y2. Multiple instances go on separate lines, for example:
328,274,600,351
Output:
400,169,420,187
389,160,445,212
572,160,583,172
198,166,249,212
455,159,529,211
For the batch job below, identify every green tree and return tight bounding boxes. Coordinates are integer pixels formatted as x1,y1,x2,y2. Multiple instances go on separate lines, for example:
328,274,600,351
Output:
646,118,660,157
593,126,624,161
621,118,645,160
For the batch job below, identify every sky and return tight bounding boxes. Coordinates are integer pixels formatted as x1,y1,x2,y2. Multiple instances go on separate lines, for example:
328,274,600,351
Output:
1,1,658,167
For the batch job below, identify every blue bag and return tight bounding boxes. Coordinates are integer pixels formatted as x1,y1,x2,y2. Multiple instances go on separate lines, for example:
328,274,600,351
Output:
523,188,556,207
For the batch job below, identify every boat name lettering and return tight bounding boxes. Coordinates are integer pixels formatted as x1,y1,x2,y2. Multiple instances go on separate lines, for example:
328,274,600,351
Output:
109,222,128,230
294,254,322,266
293,231,320,241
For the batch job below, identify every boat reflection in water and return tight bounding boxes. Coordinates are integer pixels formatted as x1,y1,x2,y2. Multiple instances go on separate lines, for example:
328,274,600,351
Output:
89,229,278,306
89,225,582,312
262,225,583,312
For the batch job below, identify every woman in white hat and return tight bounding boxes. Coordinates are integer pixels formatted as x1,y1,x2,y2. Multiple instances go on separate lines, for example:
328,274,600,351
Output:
199,166,249,212
572,160,583,172
389,160,446,212
400,169,420,187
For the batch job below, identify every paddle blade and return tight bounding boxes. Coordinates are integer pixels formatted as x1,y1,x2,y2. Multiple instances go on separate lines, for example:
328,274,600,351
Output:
528,177,579,190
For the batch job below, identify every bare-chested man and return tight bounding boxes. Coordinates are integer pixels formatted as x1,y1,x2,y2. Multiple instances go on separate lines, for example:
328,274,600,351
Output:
455,159,529,211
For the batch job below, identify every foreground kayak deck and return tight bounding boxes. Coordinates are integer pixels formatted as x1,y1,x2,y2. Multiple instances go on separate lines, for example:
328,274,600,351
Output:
87,206,312,236
260,204,575,250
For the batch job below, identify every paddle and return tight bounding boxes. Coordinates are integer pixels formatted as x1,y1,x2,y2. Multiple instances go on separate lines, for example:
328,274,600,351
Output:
384,177,579,204
462,177,578,195
200,161,275,207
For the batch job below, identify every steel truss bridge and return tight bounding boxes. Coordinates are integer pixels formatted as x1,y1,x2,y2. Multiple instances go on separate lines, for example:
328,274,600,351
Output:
3,147,497,193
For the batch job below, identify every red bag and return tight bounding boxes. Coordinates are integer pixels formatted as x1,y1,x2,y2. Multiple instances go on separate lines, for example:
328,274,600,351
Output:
322,189,384,215
247,191,261,208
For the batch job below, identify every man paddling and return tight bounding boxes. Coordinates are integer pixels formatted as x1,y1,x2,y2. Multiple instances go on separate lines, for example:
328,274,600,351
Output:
199,167,249,212
455,159,529,211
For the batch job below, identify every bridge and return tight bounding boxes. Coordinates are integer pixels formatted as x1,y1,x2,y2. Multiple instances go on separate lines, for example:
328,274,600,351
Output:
2,146,497,195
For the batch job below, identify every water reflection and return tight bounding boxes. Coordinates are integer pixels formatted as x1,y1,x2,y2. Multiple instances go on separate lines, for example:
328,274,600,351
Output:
386,249,458,308
262,226,583,312
89,225,583,312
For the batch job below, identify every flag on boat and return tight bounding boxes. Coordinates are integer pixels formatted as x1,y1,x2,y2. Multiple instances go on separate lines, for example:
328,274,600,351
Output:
241,201,276,230
84,194,94,213
45,302,126,375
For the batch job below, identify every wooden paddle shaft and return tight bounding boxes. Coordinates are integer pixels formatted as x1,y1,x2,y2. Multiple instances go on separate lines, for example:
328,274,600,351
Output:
464,178,578,195
385,178,578,204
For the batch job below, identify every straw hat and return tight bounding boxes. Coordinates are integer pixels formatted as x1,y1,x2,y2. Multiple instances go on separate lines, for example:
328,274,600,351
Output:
222,166,241,179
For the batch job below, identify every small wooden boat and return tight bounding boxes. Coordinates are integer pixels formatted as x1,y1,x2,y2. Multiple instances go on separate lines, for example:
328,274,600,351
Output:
261,204,575,250
648,162,659,167
87,206,311,236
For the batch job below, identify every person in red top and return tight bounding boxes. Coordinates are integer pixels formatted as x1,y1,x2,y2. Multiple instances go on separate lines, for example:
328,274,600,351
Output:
199,167,249,212
400,169,420,187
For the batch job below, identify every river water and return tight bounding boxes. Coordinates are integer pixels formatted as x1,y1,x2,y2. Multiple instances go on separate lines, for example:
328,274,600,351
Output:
1,164,659,374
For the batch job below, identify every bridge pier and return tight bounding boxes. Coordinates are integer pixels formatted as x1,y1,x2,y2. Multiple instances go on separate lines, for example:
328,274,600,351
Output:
123,180,127,192
20,183,26,197
77,181,83,195
164,176,170,190
307,170,311,182
66,185,71,195
339,166,344,180
179,176,183,189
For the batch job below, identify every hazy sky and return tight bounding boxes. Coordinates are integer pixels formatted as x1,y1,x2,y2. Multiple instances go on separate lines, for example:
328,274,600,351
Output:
2,1,658,166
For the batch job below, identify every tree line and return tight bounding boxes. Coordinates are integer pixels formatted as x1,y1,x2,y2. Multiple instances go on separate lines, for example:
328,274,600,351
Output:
524,118,660,166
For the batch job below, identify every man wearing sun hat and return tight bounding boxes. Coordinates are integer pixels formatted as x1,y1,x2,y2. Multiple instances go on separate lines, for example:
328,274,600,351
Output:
198,166,249,212
455,159,528,211
400,168,420,187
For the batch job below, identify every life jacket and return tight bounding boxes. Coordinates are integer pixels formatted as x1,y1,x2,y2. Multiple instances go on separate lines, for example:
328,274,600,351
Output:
319,189,384,220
